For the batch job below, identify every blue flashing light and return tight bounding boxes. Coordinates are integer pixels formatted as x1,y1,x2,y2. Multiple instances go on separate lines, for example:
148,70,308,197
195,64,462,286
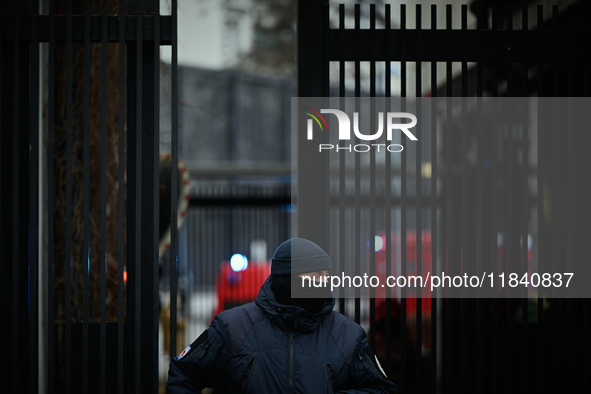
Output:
367,235,385,252
230,254,248,272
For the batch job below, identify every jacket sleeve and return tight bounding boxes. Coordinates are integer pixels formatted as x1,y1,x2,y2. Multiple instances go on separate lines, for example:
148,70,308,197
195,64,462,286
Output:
337,334,398,394
166,316,229,394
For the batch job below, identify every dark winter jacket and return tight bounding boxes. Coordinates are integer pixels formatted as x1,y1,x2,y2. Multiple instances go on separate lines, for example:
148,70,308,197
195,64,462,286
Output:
167,276,397,393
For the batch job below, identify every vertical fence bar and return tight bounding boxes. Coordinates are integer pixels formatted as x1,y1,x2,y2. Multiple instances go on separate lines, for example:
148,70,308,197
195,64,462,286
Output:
135,0,143,387
11,2,21,389
369,2,377,358
506,6,515,393
47,0,56,391
29,0,40,391
460,6,468,394
338,3,346,317
384,2,392,378
520,6,529,394
125,0,142,390
117,0,126,392
170,0,179,361
490,5,499,394
444,5,452,393
550,7,559,393
65,0,74,391
430,6,438,394
584,7,591,394
100,0,109,391
399,5,407,393
132,0,160,391
535,4,544,393
565,7,574,394
354,3,361,325
415,5,423,394
0,14,2,388
153,3,161,392
0,8,2,350
475,5,484,393
82,0,91,391
297,0,329,247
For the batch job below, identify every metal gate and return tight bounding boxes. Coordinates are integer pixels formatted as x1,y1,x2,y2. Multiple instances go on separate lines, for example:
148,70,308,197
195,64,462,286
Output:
4,1,591,393
297,1,591,393
1,0,178,392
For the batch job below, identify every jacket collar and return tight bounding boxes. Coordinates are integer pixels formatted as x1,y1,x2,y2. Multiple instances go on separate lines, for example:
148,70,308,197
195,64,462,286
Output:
255,275,335,332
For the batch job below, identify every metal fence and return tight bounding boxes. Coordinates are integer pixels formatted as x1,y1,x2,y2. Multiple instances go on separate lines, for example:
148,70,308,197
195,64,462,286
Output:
1,0,177,392
3,1,591,393
297,1,591,393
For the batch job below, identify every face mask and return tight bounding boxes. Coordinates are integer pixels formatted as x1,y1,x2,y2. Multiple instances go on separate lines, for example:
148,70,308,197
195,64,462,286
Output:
271,275,331,313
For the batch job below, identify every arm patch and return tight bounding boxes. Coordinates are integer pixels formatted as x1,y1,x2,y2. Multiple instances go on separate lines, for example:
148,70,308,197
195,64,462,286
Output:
177,329,209,360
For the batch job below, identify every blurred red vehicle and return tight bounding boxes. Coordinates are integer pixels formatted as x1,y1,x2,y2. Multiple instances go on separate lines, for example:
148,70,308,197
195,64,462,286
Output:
213,258,271,317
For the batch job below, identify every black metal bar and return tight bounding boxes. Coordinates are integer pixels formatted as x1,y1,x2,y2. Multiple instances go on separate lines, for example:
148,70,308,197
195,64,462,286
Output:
506,5,515,394
65,1,73,391
134,0,143,385
338,3,345,316
490,5,499,394
29,0,40,391
0,13,3,390
400,4,407,392
152,4,161,393
520,7,529,394
0,15,173,44
117,0,126,392
475,5,484,394
100,0,109,392
584,6,591,394
297,0,329,248
353,3,361,326
369,3,376,358
0,21,2,382
460,5,468,392
11,1,21,390
189,195,291,207
47,0,56,392
536,6,544,394
325,28,591,62
415,5,423,394
566,5,575,393
320,1,331,252
82,0,91,392
551,7,559,394
126,0,160,392
444,5,452,393
125,0,140,390
430,6,437,393
384,1,392,378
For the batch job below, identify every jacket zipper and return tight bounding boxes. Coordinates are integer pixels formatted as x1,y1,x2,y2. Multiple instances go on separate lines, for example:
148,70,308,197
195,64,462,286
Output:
240,356,257,390
289,331,294,394
358,353,381,380
184,340,212,364
326,364,335,394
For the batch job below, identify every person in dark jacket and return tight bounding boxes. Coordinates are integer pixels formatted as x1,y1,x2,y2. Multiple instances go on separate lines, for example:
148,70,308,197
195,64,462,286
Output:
167,238,397,393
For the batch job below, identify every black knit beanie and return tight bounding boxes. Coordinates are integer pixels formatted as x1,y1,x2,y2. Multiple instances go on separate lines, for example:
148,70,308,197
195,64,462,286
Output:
271,238,331,276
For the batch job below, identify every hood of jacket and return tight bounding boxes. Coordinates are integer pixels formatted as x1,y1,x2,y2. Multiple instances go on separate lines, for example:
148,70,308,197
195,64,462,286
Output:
255,275,335,332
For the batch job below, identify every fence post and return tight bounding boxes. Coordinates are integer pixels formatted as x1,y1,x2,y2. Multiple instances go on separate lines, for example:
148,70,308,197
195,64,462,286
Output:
126,0,160,392
297,0,330,250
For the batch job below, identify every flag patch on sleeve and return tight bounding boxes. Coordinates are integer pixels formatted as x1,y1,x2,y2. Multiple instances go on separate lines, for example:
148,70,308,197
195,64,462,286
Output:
177,345,191,360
